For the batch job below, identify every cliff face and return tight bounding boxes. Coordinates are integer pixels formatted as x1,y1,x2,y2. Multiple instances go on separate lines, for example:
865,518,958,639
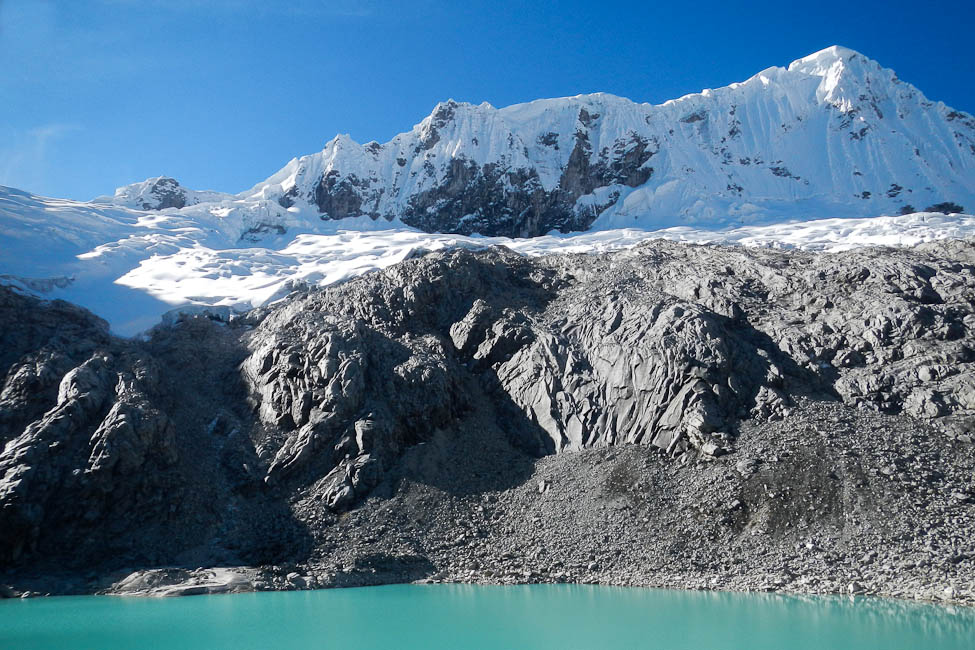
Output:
1,239,974,601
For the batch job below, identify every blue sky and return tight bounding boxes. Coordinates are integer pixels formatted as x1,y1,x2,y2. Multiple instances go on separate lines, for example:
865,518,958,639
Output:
2,0,973,201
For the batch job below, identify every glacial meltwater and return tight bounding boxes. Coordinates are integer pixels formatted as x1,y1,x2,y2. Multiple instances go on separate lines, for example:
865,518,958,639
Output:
1,584,973,650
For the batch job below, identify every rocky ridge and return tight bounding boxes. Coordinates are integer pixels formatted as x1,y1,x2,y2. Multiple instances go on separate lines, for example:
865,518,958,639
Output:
1,238,973,605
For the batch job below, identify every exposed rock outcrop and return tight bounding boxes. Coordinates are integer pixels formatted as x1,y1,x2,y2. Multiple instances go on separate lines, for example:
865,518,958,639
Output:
134,177,188,210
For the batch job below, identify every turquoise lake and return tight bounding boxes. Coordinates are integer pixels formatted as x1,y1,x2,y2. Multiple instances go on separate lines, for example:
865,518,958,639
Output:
1,584,973,649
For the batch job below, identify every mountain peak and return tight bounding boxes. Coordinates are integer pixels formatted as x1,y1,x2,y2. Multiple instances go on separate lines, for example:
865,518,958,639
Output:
787,45,883,79
791,45,862,67
784,45,900,109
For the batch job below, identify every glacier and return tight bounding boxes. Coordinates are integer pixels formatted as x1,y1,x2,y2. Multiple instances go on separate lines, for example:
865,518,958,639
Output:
1,45,974,334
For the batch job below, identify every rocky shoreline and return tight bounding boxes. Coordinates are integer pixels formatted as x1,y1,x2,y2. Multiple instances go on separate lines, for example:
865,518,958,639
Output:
2,240,974,607
6,396,974,607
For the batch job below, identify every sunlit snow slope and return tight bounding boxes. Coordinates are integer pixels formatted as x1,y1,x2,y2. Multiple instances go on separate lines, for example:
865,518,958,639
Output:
3,183,973,335
2,46,975,334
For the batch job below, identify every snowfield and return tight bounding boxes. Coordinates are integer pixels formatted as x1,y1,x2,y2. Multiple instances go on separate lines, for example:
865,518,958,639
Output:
2,184,973,335
106,214,975,324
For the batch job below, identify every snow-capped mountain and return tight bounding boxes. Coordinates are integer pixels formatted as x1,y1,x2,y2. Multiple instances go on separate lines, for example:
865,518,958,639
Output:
99,45,974,238
2,45,975,334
